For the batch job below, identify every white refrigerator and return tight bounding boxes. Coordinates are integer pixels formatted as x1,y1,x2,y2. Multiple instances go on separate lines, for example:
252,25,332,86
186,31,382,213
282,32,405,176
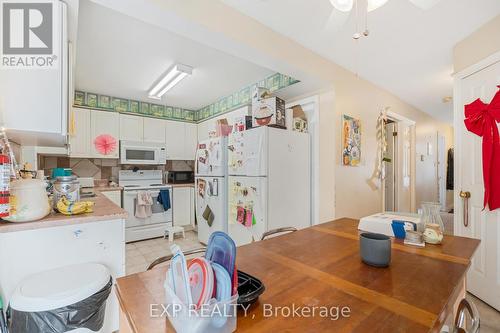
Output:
195,137,228,244
227,126,310,246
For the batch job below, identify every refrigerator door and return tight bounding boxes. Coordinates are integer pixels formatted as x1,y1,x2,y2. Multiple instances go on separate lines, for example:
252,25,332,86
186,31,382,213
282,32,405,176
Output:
228,127,268,176
227,176,267,246
195,176,227,244
195,137,227,177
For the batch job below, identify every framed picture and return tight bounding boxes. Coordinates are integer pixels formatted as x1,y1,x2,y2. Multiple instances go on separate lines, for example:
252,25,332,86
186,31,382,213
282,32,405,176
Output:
99,95,111,109
86,93,98,107
74,91,85,105
342,114,361,166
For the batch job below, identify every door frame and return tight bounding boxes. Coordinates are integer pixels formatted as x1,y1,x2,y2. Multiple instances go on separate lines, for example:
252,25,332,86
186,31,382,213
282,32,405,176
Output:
381,111,416,213
286,95,320,226
453,50,500,234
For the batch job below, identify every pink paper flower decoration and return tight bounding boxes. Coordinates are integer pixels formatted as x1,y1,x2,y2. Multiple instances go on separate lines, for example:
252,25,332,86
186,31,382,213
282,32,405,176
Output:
94,134,117,155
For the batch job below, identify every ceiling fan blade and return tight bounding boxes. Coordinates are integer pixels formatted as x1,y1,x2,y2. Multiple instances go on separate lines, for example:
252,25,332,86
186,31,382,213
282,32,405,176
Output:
408,0,441,10
329,0,354,12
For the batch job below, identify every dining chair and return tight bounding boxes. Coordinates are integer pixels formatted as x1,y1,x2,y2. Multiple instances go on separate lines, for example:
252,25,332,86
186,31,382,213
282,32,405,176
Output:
260,227,298,240
453,298,480,333
147,247,206,270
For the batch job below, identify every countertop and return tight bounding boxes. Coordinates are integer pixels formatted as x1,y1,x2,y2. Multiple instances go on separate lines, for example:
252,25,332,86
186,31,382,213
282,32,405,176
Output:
116,218,480,333
0,190,128,233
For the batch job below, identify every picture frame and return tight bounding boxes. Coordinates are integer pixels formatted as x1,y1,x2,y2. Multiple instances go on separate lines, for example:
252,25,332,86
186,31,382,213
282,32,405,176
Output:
341,114,361,166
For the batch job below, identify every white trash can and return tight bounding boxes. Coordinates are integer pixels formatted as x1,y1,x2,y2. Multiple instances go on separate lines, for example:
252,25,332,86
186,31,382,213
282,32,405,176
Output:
8,263,111,333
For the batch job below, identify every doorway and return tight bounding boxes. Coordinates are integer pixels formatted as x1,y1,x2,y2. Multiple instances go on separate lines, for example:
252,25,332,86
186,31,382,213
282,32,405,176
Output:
382,112,416,213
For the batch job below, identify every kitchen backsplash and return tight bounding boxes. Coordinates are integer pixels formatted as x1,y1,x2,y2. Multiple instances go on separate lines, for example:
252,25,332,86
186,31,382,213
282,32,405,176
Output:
39,156,194,183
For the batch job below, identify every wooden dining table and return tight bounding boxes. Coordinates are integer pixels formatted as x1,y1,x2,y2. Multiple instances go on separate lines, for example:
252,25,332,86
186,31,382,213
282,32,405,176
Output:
116,218,480,332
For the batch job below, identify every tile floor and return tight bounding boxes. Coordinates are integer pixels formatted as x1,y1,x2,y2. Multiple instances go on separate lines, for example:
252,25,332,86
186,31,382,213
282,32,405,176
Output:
125,231,203,274
466,293,500,332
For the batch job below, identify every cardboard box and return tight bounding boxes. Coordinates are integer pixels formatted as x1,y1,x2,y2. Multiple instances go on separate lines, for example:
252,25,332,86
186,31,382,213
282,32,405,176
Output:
252,96,286,128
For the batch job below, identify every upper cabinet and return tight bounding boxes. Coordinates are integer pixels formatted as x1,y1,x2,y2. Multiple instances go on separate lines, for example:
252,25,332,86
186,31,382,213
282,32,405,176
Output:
70,109,196,161
165,121,185,160
185,123,197,160
143,118,166,143
1,1,69,146
69,108,120,158
120,114,143,142
69,108,91,157
90,110,120,158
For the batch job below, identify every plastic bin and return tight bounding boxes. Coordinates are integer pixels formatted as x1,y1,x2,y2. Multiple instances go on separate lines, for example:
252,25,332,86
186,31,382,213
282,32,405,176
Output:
164,282,237,333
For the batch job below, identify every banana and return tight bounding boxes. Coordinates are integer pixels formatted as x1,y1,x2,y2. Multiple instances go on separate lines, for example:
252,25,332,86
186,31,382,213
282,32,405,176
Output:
56,196,95,215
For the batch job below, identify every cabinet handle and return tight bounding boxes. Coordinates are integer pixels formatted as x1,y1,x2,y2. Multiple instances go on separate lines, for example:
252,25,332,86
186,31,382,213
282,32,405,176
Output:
74,229,83,238
459,191,471,227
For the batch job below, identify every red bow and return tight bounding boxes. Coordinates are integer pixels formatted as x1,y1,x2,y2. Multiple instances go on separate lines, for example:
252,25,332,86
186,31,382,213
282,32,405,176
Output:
464,85,500,210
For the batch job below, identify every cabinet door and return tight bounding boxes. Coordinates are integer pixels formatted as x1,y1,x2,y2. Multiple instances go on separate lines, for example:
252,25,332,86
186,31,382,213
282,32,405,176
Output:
91,111,120,158
184,123,197,160
173,187,192,226
119,114,143,142
69,108,91,157
165,121,185,160
143,118,166,143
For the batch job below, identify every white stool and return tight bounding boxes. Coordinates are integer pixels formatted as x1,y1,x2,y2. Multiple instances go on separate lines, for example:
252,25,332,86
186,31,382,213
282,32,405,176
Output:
164,225,185,242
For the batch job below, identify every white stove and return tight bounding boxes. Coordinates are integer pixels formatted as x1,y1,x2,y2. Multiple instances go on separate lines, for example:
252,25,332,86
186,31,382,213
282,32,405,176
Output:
119,170,172,242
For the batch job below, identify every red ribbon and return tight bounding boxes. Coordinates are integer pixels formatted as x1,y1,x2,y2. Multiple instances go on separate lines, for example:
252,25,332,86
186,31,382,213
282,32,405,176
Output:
464,85,500,210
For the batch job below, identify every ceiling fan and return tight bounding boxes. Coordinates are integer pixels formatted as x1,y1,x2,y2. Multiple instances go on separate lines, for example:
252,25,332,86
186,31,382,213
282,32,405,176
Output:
328,0,441,39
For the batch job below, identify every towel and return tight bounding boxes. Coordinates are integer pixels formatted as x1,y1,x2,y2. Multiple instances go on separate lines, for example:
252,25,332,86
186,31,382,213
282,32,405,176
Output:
157,189,171,211
135,191,153,218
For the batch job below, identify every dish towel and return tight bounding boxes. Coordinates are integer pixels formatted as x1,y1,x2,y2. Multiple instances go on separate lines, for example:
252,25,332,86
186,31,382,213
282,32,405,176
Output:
157,189,171,211
135,191,153,218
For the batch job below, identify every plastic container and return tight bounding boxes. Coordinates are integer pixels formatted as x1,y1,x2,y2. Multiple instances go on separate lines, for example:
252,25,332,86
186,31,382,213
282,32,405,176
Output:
237,270,265,308
164,282,238,333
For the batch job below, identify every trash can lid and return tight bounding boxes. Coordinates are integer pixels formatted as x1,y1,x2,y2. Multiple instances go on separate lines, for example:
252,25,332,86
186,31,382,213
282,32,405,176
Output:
10,263,110,312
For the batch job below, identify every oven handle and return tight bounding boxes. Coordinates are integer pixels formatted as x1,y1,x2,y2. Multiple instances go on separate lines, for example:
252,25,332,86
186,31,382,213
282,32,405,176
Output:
124,190,161,196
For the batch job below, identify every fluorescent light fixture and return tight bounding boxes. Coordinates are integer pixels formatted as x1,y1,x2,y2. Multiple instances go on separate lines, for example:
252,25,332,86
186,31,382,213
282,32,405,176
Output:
148,64,192,99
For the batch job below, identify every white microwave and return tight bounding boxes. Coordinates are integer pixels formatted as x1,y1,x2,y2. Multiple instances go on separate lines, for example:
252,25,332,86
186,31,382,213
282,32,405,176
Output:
120,141,167,165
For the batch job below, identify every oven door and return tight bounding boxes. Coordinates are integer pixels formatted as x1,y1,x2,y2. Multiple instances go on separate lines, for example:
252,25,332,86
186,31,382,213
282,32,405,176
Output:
120,145,159,165
122,189,173,228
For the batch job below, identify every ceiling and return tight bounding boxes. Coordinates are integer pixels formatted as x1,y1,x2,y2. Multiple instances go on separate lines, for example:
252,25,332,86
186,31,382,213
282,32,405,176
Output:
75,0,274,110
222,0,500,123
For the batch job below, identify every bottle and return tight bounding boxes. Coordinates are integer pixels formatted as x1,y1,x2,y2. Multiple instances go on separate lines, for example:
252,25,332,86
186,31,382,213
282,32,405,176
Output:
0,154,10,218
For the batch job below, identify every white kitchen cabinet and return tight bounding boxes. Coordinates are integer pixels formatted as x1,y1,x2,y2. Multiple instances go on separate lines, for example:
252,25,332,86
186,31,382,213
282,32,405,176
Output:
0,219,125,333
101,190,122,207
91,110,120,158
185,123,198,160
143,118,166,143
165,121,197,160
69,108,92,157
173,187,195,227
165,121,186,160
120,114,143,142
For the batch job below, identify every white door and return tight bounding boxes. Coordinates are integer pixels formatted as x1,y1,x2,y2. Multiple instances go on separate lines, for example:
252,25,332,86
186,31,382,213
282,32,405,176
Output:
227,176,267,246
165,121,185,160
119,114,143,142
143,118,166,143
195,177,227,244
69,108,91,157
455,59,500,310
228,127,267,176
91,111,120,158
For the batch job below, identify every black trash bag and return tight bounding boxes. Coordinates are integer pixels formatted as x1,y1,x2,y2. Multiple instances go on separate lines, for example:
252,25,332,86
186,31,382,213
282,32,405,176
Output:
8,278,112,333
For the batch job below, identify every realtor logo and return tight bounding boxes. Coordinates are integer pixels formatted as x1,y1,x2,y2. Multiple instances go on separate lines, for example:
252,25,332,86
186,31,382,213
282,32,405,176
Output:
1,1,57,68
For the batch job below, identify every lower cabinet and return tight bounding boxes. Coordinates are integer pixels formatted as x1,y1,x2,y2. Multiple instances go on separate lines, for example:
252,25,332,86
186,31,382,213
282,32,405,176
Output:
101,190,122,207
173,187,195,227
